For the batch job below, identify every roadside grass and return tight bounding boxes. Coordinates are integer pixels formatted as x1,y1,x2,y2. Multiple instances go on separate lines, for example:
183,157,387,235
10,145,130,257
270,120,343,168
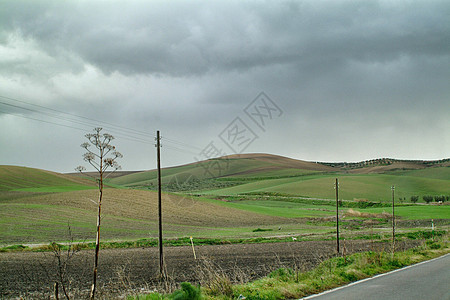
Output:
130,233,449,300
2,230,446,254
231,244,449,300
0,233,331,253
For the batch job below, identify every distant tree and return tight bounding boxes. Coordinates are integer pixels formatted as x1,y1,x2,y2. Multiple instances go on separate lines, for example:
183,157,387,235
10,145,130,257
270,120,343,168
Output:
423,195,433,204
76,128,122,299
410,195,419,203
434,195,446,203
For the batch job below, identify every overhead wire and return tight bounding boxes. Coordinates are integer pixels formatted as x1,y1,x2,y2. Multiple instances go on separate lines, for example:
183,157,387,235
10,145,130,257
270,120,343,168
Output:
0,94,208,152
0,103,155,145
0,95,154,139
161,136,203,151
0,108,89,133
162,144,199,156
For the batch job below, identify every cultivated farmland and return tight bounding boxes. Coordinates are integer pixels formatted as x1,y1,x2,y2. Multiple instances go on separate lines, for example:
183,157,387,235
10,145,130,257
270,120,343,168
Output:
0,154,449,298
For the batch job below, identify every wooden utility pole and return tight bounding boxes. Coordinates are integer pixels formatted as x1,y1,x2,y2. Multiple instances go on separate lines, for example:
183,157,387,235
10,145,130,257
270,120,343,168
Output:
156,130,164,278
391,185,395,254
335,178,340,255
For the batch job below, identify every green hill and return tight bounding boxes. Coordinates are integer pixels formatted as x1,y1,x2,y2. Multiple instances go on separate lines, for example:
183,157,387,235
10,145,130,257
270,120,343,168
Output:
202,173,450,202
1,156,448,245
108,153,336,188
108,154,449,203
0,165,95,193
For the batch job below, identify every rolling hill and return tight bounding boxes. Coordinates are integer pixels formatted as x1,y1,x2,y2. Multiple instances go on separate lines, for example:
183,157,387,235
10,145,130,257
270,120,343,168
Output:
201,173,450,202
0,165,96,193
108,153,337,188
0,155,448,245
107,154,449,202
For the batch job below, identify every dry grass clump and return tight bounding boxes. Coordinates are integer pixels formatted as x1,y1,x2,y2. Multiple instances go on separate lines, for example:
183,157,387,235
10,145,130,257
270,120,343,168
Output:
345,208,391,219
195,258,233,297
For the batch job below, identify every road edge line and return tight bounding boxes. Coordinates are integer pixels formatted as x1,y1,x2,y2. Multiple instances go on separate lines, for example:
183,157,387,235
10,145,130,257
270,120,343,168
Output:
301,252,450,299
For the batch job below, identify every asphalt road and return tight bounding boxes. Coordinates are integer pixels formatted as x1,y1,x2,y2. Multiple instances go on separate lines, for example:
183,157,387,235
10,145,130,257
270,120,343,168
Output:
304,253,450,300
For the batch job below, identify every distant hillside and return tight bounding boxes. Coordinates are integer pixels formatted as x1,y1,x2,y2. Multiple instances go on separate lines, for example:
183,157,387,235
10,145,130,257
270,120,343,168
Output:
68,170,143,179
0,165,95,192
108,153,336,188
319,158,450,173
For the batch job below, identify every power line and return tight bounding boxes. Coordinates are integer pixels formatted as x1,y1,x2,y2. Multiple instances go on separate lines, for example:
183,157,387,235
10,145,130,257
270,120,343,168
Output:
0,94,154,138
162,136,203,151
163,144,199,156
0,108,89,133
0,94,206,151
0,105,154,145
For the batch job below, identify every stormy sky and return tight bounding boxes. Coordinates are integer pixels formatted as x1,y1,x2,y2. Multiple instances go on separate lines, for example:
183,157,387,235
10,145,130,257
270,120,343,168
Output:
0,0,449,173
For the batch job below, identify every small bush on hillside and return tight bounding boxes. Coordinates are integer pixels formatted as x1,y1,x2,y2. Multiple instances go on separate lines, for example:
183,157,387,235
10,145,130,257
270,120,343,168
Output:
410,195,419,203
423,195,434,204
252,228,273,232
434,195,447,203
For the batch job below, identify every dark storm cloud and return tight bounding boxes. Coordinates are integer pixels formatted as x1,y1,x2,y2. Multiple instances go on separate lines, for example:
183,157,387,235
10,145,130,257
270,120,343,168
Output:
0,0,449,172
2,0,449,77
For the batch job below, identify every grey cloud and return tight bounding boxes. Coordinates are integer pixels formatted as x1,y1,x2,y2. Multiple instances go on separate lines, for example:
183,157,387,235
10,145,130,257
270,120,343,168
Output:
0,0,449,172
2,1,449,77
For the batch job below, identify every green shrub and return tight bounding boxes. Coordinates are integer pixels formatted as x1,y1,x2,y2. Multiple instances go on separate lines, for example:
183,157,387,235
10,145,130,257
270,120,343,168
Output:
0,244,29,252
386,259,404,268
423,195,434,204
253,228,273,232
426,240,442,249
269,268,294,282
338,270,358,282
234,284,282,300
171,282,201,300
128,293,164,300
405,230,445,240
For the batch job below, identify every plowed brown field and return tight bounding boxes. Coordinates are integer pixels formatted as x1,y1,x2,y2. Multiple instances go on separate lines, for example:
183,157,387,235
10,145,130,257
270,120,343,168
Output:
0,240,421,299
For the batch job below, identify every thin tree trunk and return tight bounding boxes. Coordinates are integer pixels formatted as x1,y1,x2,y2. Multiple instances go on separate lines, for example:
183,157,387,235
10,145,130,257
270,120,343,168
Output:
90,175,103,299
54,282,59,300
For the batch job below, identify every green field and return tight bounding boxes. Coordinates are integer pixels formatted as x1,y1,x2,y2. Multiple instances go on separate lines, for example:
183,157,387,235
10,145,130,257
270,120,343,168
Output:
108,154,332,187
108,155,449,203
362,205,450,220
0,165,95,192
0,155,448,246
201,173,449,202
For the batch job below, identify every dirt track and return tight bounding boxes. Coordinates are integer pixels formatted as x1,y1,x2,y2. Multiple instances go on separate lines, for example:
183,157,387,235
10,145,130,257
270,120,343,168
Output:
0,240,421,299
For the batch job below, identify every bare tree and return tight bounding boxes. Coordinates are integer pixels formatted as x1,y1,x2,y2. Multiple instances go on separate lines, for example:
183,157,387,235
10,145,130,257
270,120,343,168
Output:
76,127,122,300
50,224,81,300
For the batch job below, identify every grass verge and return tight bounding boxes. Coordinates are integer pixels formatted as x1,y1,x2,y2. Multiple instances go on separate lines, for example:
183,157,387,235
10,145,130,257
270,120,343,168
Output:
129,232,448,300
1,230,446,253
